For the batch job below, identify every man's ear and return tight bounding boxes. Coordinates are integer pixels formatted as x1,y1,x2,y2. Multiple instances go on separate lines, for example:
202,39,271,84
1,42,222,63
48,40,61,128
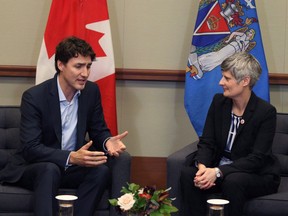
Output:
57,60,64,72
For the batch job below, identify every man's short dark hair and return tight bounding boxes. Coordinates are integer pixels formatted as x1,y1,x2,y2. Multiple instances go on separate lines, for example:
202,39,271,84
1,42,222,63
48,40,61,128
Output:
54,36,96,73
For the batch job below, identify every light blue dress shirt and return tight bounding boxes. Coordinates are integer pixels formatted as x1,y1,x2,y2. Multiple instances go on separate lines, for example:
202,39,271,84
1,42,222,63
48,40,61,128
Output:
57,76,110,167
57,77,80,152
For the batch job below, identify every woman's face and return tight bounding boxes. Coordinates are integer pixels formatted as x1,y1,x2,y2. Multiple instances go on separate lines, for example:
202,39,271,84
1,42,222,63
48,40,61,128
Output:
219,70,245,99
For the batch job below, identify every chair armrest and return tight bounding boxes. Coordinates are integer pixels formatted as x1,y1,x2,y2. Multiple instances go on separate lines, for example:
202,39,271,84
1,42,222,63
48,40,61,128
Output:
108,151,131,197
108,151,131,216
167,141,198,211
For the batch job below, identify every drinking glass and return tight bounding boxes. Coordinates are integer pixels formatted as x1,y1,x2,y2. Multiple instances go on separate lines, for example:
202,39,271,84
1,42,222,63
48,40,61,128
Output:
56,195,78,216
207,199,229,216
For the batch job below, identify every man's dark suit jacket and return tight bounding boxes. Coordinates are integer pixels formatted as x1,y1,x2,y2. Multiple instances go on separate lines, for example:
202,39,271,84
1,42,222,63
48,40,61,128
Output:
195,92,280,178
0,74,111,183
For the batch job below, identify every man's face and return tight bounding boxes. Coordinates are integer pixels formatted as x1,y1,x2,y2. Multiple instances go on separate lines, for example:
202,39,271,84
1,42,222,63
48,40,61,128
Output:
58,54,92,94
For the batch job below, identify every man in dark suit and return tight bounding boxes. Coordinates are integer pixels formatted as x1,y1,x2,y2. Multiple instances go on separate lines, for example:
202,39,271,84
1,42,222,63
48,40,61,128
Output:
180,52,280,216
0,36,128,216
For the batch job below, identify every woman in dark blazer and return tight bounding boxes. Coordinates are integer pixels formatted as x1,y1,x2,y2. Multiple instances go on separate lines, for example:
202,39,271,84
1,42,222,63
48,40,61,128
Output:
180,52,280,216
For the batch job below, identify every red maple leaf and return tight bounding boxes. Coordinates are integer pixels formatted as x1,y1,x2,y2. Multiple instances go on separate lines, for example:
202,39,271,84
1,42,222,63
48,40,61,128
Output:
44,0,109,59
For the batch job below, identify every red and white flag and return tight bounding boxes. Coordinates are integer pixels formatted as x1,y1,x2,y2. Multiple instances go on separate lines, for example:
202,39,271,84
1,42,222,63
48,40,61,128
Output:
36,0,118,135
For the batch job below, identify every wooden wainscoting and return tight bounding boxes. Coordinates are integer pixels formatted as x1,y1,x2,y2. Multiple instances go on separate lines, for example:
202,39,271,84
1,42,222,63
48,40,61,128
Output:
130,156,167,189
1,65,288,85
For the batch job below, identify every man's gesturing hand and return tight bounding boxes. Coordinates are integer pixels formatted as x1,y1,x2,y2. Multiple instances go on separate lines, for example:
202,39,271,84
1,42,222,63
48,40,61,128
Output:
105,131,128,157
69,141,107,167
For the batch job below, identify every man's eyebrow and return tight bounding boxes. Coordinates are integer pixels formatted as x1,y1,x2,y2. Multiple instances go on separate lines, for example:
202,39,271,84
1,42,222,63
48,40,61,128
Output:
75,62,92,66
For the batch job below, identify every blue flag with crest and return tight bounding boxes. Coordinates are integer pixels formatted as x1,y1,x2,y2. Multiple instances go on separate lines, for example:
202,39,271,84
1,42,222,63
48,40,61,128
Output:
184,0,269,137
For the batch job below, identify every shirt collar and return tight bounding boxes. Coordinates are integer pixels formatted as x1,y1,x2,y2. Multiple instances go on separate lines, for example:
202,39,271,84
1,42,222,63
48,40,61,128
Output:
57,75,81,102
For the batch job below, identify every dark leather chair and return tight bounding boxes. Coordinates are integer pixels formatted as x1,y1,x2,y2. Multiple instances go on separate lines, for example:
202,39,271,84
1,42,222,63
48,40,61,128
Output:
0,106,131,216
167,113,288,216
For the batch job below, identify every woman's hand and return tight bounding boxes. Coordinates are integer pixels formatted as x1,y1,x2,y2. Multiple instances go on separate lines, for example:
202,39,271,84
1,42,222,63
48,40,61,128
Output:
194,165,217,190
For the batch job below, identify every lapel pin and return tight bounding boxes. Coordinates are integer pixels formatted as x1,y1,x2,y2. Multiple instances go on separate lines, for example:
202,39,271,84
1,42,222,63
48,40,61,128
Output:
240,119,245,125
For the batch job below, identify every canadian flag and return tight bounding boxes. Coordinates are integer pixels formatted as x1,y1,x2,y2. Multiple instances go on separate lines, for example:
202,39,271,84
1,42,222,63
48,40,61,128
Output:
36,0,118,135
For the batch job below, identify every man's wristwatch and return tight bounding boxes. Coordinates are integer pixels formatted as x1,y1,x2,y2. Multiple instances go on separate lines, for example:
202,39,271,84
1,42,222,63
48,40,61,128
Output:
215,167,222,178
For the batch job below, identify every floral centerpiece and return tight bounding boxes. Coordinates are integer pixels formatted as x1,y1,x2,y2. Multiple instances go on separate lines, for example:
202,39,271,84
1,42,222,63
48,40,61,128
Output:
109,182,178,216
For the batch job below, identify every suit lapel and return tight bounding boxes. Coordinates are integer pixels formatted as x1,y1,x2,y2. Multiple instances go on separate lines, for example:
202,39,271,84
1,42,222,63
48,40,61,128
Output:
77,90,87,149
236,92,257,135
48,75,62,146
222,98,233,149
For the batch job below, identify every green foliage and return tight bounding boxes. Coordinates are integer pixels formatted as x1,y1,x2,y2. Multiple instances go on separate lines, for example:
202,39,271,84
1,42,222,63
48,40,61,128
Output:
108,182,178,216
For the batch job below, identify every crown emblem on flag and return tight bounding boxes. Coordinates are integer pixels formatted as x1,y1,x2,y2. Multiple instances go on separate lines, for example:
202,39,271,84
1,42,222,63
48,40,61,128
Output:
207,15,221,30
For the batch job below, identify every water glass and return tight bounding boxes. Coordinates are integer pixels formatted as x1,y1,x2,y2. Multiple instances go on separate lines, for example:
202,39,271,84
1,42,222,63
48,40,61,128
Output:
56,195,78,216
207,199,229,216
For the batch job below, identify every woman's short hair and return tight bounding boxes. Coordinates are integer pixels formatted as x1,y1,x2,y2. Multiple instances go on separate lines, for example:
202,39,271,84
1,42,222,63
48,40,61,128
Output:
220,52,262,88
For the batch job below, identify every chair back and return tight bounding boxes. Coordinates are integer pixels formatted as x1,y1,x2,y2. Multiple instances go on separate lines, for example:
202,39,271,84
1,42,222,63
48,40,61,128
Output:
0,106,21,151
272,113,288,192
